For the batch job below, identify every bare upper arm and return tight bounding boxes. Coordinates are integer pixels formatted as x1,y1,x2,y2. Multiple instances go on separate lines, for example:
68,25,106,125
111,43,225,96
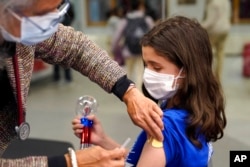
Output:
136,138,166,167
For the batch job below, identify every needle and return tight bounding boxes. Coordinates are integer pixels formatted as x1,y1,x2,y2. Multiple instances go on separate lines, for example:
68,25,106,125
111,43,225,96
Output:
121,137,131,148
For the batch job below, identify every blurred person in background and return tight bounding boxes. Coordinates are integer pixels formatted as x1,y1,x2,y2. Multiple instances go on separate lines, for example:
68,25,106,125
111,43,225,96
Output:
111,0,154,90
144,1,158,22
201,0,231,81
0,0,164,166
106,6,125,66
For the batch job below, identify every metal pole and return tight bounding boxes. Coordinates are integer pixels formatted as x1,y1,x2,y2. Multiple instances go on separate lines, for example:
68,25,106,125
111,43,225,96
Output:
162,0,165,19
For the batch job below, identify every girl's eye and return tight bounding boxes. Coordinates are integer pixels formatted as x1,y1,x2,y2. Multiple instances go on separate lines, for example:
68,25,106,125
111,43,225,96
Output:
153,67,161,71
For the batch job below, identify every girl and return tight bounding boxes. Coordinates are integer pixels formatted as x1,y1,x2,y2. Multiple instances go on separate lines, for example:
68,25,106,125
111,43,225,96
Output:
72,16,226,167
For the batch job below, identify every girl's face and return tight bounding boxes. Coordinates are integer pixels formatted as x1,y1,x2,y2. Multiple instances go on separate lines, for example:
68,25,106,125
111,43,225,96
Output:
142,46,181,76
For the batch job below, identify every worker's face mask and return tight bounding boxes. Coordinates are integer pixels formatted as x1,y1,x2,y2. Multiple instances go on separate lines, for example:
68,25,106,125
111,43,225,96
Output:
1,2,69,45
0,10,62,46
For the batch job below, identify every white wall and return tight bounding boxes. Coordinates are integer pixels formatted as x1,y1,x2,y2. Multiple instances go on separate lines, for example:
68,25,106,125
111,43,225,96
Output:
71,0,85,31
168,0,205,22
226,25,250,55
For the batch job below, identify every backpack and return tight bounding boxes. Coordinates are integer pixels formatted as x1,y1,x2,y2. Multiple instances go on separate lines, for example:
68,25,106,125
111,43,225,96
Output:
124,16,149,55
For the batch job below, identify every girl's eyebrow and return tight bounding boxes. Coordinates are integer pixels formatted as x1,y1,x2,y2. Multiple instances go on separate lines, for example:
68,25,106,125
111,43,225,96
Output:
148,60,162,66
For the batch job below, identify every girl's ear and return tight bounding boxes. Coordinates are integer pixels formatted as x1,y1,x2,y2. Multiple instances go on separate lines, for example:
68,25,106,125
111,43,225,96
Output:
178,67,186,78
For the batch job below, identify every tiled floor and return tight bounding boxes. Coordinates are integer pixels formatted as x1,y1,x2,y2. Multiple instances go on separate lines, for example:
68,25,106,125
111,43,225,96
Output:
26,35,250,167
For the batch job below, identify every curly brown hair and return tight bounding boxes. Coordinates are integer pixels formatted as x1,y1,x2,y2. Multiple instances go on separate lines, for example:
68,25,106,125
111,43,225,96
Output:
141,16,226,148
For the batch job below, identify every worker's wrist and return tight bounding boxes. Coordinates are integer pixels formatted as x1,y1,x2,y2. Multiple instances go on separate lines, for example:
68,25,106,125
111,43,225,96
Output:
64,154,72,167
112,76,135,101
123,84,137,104
126,83,136,93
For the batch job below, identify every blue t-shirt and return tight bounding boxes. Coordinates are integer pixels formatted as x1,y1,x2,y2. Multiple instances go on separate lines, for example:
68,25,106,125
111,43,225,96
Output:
126,108,212,167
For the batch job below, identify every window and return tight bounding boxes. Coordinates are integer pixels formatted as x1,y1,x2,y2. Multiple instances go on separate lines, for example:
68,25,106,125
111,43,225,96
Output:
232,0,250,23
86,0,113,26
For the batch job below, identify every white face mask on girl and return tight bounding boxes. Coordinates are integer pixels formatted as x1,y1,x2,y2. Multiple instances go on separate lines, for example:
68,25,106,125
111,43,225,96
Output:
143,68,185,100
0,9,61,46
